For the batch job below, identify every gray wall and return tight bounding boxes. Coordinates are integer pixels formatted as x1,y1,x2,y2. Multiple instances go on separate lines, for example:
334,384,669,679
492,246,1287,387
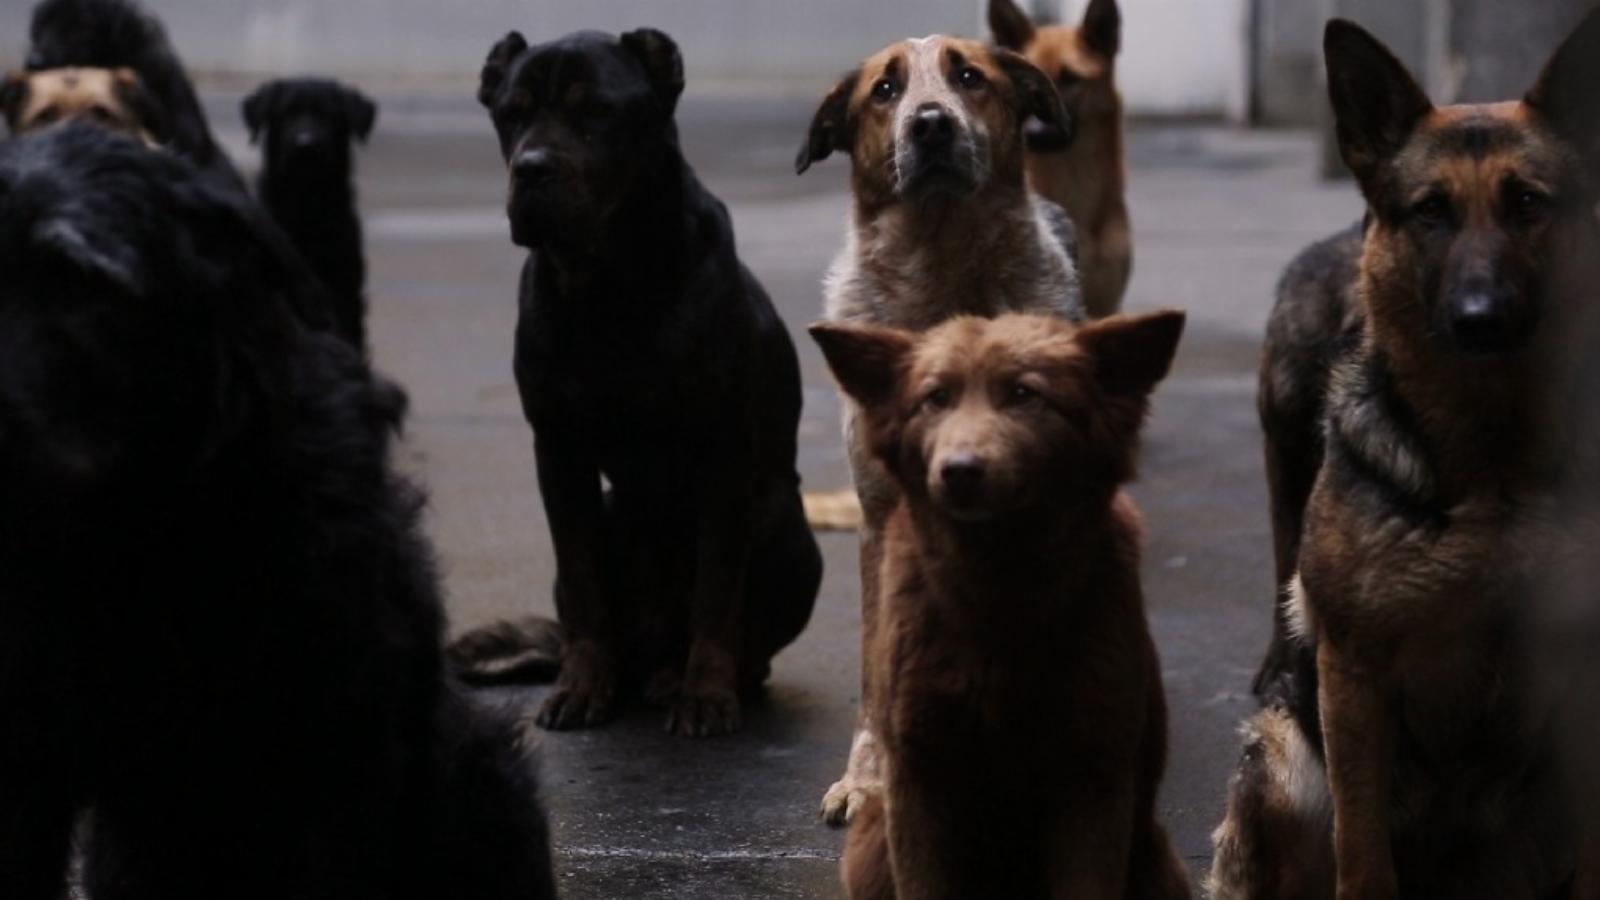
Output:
0,0,982,92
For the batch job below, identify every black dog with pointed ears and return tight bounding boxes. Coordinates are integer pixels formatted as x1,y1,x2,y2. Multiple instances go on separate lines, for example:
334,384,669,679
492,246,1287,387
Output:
0,125,556,900
449,28,822,738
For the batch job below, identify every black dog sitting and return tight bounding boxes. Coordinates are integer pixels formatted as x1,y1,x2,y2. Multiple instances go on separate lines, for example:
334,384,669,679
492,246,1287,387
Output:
0,125,557,900
25,0,244,189
244,77,378,351
452,28,822,737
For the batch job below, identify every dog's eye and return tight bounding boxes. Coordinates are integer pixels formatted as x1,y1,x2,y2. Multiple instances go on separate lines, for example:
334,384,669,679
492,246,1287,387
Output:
35,105,61,124
1058,69,1083,88
871,78,897,104
1007,383,1040,405
921,387,952,411
956,67,987,91
1512,188,1549,222
1412,194,1453,228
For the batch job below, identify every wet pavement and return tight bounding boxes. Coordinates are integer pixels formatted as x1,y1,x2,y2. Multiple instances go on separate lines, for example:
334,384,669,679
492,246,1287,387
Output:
213,91,1362,898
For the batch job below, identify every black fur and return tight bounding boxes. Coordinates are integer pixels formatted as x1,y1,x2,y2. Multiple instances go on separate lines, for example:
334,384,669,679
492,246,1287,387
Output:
244,77,377,351
1252,221,1365,700
26,0,244,189
0,125,557,900
457,29,822,737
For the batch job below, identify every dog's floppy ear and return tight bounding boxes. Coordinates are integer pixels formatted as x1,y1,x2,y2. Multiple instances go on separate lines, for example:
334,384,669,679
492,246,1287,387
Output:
1075,309,1185,401
0,72,27,132
344,86,377,143
620,28,686,114
32,217,145,296
1525,6,1600,165
1081,0,1121,59
479,31,528,109
994,49,1070,134
988,0,1036,51
1324,19,1433,188
241,81,279,144
796,69,858,175
112,67,171,144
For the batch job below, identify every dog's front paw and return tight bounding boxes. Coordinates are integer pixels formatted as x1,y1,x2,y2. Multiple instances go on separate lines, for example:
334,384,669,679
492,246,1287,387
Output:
666,684,741,737
535,647,617,730
820,776,878,826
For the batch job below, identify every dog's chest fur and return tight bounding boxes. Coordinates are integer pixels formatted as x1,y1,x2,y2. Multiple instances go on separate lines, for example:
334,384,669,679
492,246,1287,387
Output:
825,192,1081,330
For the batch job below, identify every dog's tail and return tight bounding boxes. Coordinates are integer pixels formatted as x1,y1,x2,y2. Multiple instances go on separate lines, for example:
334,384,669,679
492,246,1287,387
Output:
446,616,563,685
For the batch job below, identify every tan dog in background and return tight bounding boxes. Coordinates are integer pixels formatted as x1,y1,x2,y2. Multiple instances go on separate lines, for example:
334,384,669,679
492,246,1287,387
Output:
1,67,164,144
990,0,1131,318
797,34,1083,824
813,311,1190,900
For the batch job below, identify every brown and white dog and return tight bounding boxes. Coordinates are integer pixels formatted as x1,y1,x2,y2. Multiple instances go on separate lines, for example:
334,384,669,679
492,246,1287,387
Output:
1,66,164,144
812,311,1190,900
990,0,1131,319
797,34,1084,824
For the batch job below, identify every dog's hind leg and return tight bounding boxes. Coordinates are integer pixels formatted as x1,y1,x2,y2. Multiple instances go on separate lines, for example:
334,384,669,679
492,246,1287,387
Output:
738,475,822,697
1208,707,1334,900
0,671,76,900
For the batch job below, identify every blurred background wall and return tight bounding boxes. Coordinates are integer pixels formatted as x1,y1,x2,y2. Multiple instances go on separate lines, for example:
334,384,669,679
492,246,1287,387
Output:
0,0,1587,127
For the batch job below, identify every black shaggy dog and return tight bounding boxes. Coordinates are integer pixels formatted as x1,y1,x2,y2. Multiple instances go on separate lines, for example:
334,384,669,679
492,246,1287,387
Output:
26,0,244,188
0,125,557,900
451,28,822,737
244,77,378,350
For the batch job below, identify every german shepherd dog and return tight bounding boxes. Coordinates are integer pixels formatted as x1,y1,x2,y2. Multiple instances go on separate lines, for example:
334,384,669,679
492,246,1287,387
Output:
989,0,1131,318
812,311,1189,900
797,34,1082,824
1212,12,1600,900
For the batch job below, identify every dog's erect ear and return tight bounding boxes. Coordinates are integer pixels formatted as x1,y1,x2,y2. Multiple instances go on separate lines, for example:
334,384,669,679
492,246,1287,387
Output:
344,86,377,143
112,67,171,143
988,0,1036,51
1075,309,1186,400
809,321,915,412
1081,0,1121,59
1525,6,1600,164
995,49,1070,134
796,69,858,175
241,82,278,144
1324,19,1433,187
620,28,686,114
0,72,27,132
479,31,528,109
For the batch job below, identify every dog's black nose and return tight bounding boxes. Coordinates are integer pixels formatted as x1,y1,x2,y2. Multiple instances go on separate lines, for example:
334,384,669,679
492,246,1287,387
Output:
910,105,955,147
513,147,556,185
940,453,985,492
1448,289,1524,354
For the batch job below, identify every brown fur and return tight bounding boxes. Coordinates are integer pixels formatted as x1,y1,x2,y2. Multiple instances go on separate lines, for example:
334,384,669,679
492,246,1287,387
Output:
799,34,1084,825
1213,13,1600,899
990,0,1131,318
1,66,162,143
812,312,1190,900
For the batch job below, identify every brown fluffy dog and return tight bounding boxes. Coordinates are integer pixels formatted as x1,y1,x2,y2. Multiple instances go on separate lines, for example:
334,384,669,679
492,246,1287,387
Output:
812,311,1190,900
990,0,1131,318
1211,12,1600,900
798,33,1084,825
1,66,163,143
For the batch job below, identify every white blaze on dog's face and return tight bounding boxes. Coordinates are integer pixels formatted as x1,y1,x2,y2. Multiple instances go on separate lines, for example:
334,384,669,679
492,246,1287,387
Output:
0,67,161,144
811,310,1184,522
796,36,1069,213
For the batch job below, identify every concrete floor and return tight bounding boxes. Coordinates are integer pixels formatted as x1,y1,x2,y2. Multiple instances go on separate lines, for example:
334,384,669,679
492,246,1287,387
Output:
216,92,1362,898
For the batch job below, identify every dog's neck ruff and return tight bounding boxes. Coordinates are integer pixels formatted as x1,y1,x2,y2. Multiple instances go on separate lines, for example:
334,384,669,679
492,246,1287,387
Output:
1324,351,1440,515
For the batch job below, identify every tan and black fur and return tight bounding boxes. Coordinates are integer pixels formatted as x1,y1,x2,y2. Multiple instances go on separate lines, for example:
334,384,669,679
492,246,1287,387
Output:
812,311,1189,900
798,34,1084,825
990,0,1131,318
1,66,164,143
1212,12,1600,900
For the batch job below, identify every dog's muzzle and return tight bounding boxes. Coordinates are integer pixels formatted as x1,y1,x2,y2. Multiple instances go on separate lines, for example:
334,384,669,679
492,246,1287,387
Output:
1023,117,1073,154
